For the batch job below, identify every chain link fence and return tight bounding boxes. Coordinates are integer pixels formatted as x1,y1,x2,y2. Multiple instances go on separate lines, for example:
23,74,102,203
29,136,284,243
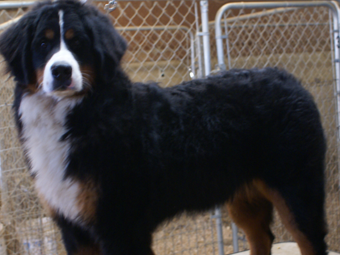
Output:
0,1,339,255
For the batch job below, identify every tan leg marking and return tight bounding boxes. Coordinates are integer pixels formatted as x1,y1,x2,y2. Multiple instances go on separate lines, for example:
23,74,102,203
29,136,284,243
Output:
254,180,316,255
77,178,99,224
80,65,96,88
227,181,273,255
74,244,102,255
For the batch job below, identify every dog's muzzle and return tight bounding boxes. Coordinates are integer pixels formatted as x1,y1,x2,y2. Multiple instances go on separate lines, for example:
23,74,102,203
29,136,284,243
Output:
42,47,83,96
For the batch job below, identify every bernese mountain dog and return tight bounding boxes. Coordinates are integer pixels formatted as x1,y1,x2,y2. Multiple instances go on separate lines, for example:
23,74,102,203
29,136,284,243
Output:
0,0,327,255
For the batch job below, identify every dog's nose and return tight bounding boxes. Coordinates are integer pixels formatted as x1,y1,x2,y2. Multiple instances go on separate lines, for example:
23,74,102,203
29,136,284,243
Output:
51,63,72,81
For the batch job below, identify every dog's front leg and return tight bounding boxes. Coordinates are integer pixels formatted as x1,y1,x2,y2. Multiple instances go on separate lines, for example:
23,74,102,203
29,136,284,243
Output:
98,228,155,255
100,241,155,255
56,216,102,255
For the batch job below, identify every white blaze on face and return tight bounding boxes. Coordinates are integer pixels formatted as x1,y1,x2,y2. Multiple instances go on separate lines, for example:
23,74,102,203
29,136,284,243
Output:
42,10,82,96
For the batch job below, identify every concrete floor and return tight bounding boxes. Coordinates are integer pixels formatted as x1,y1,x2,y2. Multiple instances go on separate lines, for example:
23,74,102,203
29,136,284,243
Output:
233,242,340,255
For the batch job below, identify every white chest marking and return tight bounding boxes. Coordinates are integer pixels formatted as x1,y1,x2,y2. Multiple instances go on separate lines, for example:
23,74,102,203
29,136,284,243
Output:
19,93,81,221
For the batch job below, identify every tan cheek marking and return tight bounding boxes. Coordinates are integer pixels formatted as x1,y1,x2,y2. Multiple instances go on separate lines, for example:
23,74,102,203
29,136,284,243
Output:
26,84,39,93
80,65,96,88
36,68,44,85
65,29,74,40
45,29,54,40
77,178,98,224
25,68,44,94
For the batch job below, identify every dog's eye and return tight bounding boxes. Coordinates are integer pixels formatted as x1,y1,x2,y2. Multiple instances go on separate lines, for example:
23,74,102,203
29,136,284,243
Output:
40,40,48,49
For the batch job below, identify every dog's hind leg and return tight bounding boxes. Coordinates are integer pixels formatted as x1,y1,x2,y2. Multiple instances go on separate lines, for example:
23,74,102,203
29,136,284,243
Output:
255,177,327,255
227,182,274,255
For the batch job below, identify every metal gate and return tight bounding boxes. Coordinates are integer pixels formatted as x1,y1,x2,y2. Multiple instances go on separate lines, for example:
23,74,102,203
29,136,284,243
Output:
212,1,340,252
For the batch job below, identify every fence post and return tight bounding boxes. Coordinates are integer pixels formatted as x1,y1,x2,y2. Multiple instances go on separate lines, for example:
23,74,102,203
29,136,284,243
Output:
200,0,211,76
200,4,225,255
200,3,225,255
214,207,225,255
231,222,239,253
331,0,340,195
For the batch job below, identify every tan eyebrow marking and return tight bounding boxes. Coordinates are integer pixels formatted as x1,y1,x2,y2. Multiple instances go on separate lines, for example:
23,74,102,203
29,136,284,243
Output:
45,29,54,40
65,29,75,40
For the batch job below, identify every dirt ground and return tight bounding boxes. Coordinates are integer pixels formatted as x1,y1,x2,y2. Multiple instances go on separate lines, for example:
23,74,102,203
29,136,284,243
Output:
152,211,236,255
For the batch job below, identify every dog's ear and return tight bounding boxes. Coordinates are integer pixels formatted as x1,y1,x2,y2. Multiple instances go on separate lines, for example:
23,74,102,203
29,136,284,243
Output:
84,8,127,83
0,13,35,85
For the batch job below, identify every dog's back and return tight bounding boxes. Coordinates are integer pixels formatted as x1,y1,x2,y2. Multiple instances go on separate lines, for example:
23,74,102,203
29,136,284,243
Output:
124,67,326,218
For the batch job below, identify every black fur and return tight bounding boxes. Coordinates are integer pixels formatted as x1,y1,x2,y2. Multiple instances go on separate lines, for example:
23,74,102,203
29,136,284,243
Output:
0,1,327,255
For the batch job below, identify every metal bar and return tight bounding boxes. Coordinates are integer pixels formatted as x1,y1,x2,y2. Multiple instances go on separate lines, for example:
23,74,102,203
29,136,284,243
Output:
0,1,33,9
231,222,239,253
330,5,340,196
215,1,340,75
201,0,211,76
331,1,340,194
214,207,225,255
223,13,231,70
200,3,225,254
330,11,336,83
219,23,329,29
199,7,299,32
190,28,196,79
200,7,298,32
195,2,203,78
211,7,297,27
116,25,192,34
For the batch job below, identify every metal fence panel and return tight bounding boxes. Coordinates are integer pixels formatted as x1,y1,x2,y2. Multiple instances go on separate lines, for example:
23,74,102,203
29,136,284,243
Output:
214,2,340,252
